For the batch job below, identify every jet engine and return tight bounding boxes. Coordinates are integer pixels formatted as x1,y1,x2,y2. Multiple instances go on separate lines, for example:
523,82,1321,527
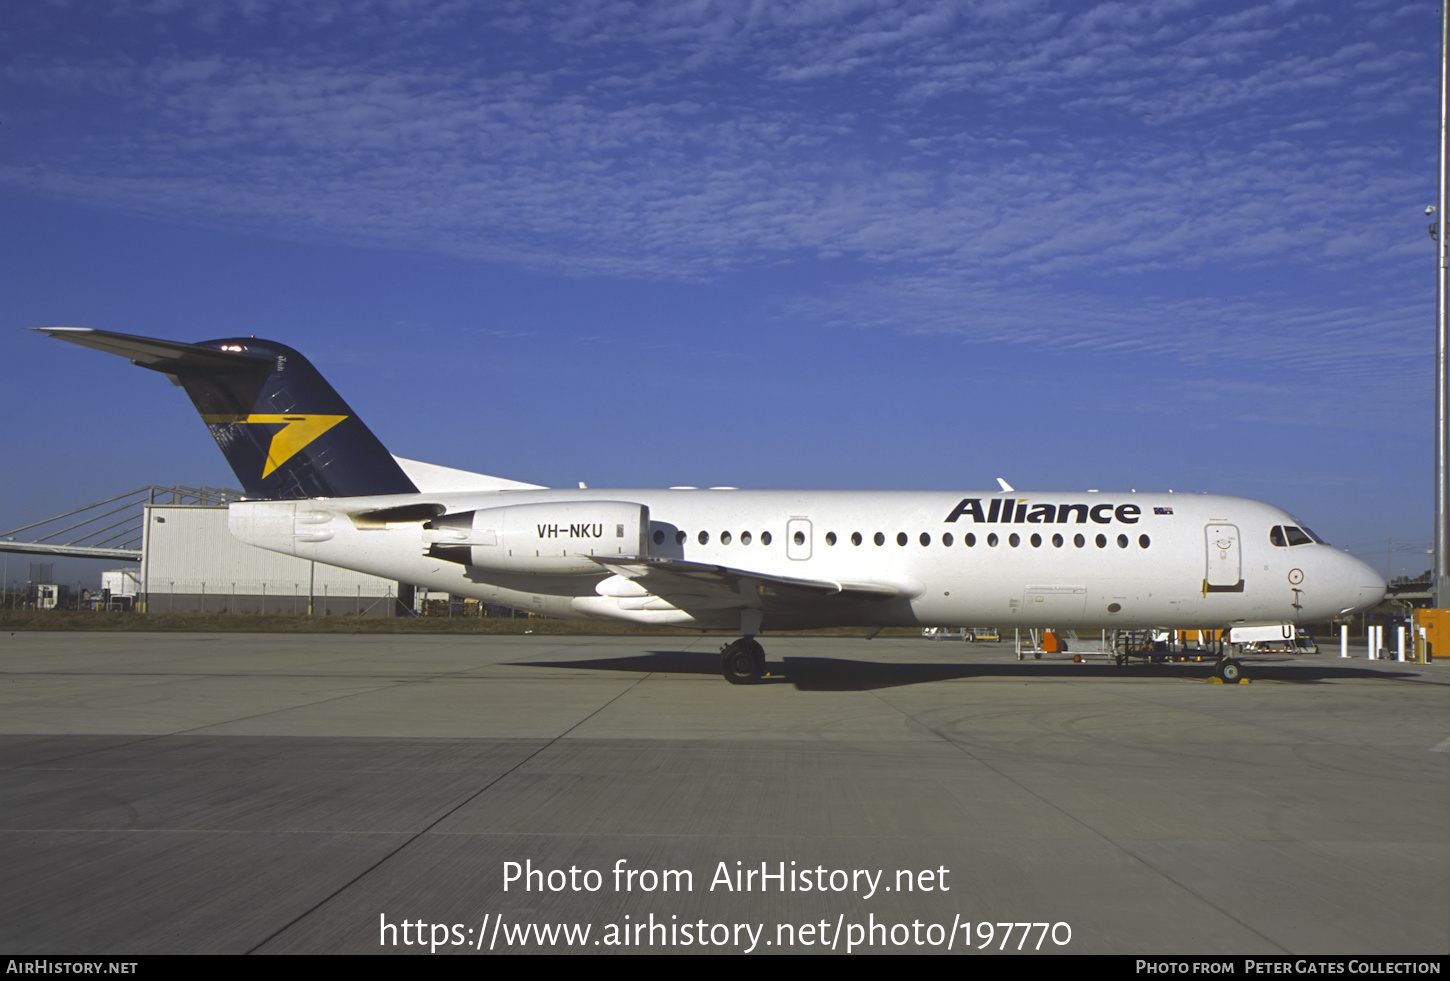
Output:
425,501,648,574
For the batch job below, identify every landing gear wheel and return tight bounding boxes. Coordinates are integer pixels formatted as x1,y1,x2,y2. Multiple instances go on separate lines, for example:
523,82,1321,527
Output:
1217,657,1242,683
721,638,765,685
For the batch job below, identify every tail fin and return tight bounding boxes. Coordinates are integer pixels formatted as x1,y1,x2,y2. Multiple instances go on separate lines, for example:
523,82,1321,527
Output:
38,327,418,500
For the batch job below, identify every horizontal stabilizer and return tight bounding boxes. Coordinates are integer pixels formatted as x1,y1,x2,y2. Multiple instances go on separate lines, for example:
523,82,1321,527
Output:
34,327,273,372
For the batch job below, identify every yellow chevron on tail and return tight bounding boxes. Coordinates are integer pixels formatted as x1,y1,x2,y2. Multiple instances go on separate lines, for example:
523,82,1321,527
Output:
201,414,347,477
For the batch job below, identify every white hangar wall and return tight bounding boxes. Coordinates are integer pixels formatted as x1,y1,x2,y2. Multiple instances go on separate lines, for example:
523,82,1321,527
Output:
140,505,406,616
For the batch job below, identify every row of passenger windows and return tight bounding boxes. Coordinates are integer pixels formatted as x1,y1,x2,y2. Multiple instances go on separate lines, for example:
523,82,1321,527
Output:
655,529,775,546
651,529,1152,550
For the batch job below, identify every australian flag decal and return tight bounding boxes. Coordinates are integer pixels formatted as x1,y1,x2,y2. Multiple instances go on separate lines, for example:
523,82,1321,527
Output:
1153,506,1174,515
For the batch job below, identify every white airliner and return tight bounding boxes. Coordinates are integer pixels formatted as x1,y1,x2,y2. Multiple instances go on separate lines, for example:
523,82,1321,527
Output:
39,327,1388,684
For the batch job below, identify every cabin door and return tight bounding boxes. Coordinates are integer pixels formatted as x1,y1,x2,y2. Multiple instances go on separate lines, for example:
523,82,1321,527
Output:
1204,524,1243,593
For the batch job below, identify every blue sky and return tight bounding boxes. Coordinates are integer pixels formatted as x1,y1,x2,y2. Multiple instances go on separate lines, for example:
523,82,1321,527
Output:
0,0,1441,585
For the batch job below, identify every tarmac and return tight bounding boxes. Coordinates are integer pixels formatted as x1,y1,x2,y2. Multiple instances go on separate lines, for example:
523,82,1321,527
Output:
0,630,1445,955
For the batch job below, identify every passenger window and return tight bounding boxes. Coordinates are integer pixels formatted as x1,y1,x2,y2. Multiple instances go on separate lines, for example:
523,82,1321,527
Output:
1052,533,1063,548
1117,534,1128,548
1270,526,1286,547
1008,533,1020,547
741,531,752,545
897,532,908,546
942,532,953,547
966,533,976,547
676,530,687,545
874,532,885,546
825,532,837,546
919,533,930,546
1030,533,1042,548
1074,534,1085,548
653,530,665,545
1139,534,1150,548
721,531,732,545
698,531,710,545
851,532,862,546
1095,534,1107,548
761,531,772,546
987,533,998,547
793,530,805,546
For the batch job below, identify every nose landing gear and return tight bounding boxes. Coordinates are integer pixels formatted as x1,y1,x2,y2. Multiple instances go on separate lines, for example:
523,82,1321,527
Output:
1214,657,1243,683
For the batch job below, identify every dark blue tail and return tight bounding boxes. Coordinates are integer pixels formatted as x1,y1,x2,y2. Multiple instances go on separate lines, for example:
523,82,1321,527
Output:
39,328,418,500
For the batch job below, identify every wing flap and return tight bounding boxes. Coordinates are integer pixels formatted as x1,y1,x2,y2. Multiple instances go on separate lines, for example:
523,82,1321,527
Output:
588,554,903,613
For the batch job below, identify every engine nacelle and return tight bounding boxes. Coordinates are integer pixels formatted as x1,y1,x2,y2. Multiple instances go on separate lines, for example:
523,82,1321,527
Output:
426,500,648,574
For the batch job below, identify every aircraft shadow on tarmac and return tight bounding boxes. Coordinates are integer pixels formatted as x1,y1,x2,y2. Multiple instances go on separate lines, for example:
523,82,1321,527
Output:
515,652,1419,692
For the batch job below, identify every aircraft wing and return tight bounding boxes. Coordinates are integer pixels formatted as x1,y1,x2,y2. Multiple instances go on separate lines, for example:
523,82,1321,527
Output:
588,554,903,615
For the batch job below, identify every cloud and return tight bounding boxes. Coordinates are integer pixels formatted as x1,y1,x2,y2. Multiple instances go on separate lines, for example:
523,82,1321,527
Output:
0,0,1432,407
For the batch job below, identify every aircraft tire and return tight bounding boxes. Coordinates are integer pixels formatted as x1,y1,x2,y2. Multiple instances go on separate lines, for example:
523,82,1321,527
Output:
722,639,765,685
1217,658,1242,683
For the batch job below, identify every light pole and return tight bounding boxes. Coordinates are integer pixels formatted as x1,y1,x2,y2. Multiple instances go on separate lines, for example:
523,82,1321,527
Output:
0,538,15,611
1437,0,1450,609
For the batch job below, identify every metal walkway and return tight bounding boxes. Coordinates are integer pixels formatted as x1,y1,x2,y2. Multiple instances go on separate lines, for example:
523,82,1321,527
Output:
0,486,241,561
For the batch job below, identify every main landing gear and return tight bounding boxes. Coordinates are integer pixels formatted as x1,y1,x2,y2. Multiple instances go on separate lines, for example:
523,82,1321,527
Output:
721,637,766,685
721,610,767,685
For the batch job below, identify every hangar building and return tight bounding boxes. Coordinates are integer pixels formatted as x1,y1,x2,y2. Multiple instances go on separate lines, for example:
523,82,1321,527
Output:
139,504,407,615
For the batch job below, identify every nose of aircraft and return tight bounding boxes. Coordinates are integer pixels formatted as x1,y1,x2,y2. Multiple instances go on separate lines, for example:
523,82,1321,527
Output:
1338,551,1388,615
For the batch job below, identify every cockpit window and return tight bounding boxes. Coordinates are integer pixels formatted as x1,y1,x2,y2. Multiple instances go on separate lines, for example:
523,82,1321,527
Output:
1284,526,1314,547
1272,524,1326,547
1281,515,1326,544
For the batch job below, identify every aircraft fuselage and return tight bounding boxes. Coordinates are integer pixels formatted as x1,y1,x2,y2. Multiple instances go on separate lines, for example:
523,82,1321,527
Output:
229,487,1385,632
